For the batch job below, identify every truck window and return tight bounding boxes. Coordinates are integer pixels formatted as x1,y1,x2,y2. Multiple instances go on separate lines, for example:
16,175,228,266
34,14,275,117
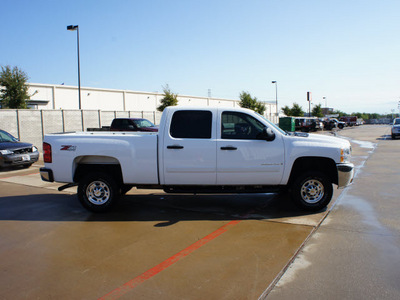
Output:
221,111,265,140
112,119,133,129
170,110,212,139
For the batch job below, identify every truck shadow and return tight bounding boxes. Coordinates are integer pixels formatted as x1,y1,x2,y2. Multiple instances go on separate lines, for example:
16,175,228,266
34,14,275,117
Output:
0,192,323,224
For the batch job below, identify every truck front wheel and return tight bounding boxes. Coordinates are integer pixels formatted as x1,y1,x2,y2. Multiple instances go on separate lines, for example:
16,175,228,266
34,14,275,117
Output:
78,172,120,212
290,171,333,211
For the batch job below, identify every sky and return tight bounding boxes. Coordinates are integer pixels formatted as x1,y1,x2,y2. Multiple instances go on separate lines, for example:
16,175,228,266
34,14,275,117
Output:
1,0,399,114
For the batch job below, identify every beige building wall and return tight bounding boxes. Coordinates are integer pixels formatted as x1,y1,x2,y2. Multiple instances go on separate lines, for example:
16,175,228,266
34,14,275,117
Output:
27,83,277,122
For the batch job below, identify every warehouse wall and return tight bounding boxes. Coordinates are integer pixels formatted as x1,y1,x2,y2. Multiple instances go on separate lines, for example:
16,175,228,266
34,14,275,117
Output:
0,109,161,151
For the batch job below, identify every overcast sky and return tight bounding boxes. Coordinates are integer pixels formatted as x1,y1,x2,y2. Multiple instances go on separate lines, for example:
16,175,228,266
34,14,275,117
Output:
1,0,399,114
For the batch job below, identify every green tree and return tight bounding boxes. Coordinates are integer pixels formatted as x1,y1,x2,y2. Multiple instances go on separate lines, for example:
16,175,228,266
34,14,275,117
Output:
157,84,178,112
282,103,304,116
239,91,266,115
312,104,324,117
0,66,30,109
291,103,304,116
331,110,348,118
282,105,292,116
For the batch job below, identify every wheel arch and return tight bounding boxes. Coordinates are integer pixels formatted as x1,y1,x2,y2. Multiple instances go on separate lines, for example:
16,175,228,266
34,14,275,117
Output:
73,155,123,185
288,157,338,186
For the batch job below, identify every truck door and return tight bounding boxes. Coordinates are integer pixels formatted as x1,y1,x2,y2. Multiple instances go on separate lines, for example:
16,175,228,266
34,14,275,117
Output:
217,111,284,185
162,110,217,185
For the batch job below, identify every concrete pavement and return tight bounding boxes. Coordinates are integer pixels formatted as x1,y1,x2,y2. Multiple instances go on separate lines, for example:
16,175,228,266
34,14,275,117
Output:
1,125,397,299
267,125,400,299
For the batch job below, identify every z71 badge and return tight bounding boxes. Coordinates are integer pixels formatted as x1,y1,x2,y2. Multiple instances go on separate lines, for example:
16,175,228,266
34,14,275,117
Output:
60,145,77,151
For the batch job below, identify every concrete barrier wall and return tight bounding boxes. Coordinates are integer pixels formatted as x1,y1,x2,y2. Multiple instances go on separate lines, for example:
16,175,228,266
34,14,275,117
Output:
0,109,161,151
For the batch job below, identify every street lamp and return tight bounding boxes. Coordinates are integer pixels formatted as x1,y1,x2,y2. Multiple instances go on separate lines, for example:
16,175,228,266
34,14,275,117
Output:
271,81,278,120
67,25,81,110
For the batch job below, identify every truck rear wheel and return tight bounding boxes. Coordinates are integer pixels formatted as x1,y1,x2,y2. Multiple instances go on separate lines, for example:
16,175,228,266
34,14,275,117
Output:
290,171,333,211
78,172,120,212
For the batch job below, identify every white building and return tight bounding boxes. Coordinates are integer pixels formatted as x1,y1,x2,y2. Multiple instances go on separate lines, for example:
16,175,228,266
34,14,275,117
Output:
26,83,277,122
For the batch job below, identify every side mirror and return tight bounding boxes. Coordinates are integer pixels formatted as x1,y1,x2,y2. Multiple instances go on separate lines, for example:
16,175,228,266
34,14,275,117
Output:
259,128,275,141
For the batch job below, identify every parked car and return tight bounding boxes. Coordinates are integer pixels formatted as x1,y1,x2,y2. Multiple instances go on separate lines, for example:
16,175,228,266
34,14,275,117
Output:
340,116,358,127
324,118,346,130
110,118,158,132
391,118,400,139
0,129,39,168
294,117,322,132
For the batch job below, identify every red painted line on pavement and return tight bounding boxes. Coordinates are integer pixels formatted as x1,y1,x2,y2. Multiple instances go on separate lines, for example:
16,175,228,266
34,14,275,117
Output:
0,171,40,180
99,220,241,300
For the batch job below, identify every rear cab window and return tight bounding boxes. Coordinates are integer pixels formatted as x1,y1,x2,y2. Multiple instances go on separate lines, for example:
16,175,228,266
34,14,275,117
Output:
170,110,213,139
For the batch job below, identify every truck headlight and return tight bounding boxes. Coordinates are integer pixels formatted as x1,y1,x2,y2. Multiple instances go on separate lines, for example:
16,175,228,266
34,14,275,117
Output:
341,147,351,163
0,149,14,155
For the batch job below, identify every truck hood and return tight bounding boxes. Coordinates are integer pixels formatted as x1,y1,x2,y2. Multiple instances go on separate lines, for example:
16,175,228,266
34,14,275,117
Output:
289,132,350,148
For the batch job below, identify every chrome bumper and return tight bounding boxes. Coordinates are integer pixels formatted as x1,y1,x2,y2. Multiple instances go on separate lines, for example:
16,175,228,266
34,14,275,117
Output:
337,163,354,188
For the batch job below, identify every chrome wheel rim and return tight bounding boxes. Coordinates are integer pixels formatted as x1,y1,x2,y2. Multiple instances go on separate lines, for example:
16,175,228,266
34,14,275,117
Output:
86,181,110,205
300,179,324,204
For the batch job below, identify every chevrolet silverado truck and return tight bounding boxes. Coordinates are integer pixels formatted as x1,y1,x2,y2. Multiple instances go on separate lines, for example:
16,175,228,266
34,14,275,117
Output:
40,106,354,212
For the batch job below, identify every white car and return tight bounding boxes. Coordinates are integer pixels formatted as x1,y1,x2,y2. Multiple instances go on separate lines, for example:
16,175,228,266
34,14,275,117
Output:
391,118,400,139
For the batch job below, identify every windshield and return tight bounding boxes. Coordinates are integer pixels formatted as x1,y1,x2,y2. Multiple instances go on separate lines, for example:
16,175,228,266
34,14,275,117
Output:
255,113,288,135
133,119,155,128
394,119,400,125
0,130,18,142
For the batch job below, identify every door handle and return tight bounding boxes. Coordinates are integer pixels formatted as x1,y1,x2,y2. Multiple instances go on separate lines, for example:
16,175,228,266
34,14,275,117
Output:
167,145,184,149
220,146,237,150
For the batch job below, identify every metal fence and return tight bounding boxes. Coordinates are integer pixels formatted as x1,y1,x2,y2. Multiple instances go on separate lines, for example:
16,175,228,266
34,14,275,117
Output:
0,109,162,151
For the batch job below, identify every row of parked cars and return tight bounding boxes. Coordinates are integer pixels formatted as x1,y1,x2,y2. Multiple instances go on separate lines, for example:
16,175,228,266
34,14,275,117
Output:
294,117,347,132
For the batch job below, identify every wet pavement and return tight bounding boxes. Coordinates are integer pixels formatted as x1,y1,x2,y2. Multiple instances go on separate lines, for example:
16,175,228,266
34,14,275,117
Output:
0,125,397,299
267,125,400,299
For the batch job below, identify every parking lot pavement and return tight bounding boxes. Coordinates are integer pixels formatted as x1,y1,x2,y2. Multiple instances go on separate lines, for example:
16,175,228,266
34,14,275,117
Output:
0,126,380,300
267,125,400,299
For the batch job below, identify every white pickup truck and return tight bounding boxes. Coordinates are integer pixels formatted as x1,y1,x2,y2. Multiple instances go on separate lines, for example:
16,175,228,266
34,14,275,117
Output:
40,106,354,212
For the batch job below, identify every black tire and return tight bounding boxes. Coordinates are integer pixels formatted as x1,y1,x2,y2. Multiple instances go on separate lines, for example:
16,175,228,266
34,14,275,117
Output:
392,134,395,140
338,124,344,129
78,172,120,212
290,171,333,211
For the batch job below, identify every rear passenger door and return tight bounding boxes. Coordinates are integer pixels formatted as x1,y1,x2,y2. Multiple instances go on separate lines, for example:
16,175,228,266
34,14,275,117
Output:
162,110,217,185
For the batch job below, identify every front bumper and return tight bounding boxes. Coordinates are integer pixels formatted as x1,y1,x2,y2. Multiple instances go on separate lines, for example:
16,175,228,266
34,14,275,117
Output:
0,151,39,167
337,163,354,188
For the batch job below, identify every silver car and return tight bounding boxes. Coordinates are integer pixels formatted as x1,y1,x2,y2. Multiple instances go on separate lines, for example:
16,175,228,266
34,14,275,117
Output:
391,118,400,139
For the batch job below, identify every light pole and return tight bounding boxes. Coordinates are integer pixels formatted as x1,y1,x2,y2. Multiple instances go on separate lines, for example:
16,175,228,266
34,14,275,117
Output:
271,81,278,121
67,25,81,110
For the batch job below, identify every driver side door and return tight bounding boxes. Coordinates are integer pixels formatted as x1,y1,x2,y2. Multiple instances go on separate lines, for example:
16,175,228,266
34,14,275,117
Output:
216,111,284,185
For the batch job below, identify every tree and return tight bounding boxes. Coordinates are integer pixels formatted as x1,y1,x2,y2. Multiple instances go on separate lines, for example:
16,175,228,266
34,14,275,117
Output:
331,110,348,118
281,103,304,116
312,104,324,117
157,84,178,112
239,91,266,115
290,103,304,116
0,66,30,109
282,105,292,116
